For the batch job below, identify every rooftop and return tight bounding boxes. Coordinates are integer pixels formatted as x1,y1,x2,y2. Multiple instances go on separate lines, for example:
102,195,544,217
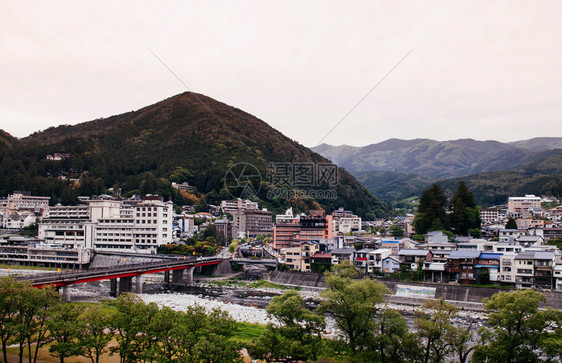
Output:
449,250,481,259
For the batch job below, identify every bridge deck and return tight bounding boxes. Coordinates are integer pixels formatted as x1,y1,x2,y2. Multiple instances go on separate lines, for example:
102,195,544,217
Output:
17,258,221,288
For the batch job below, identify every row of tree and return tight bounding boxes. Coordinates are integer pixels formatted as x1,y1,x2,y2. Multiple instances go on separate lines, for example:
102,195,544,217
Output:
0,278,241,363
2,267,561,363
414,181,482,236
249,261,562,362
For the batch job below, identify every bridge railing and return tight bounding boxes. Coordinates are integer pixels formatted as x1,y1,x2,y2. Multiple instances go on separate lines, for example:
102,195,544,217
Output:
15,256,221,285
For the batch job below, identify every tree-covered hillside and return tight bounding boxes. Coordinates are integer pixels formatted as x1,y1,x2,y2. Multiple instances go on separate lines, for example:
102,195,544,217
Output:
0,92,388,218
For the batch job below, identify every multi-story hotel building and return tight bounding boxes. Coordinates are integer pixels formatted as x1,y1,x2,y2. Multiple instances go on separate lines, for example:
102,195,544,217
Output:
0,193,50,215
38,196,173,254
507,195,541,215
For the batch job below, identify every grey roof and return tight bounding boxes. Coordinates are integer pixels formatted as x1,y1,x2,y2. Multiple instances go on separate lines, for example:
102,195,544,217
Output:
515,251,554,260
448,250,481,259
517,236,542,241
330,248,354,255
383,255,401,263
397,249,430,256
355,248,374,253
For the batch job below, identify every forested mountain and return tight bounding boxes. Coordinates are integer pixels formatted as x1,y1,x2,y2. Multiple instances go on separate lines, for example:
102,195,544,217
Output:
314,138,562,207
436,154,562,206
0,92,388,218
313,137,562,179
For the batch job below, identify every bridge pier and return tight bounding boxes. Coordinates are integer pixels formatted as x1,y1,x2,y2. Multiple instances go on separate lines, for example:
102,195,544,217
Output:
110,278,117,297
164,271,170,287
185,267,194,285
119,277,132,295
172,269,184,283
61,286,71,303
135,275,143,294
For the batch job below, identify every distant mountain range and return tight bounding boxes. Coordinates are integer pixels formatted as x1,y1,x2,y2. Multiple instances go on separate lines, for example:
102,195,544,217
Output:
0,93,388,218
313,138,562,179
313,138,562,206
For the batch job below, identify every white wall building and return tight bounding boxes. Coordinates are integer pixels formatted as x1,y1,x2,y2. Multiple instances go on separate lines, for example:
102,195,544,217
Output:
38,196,173,254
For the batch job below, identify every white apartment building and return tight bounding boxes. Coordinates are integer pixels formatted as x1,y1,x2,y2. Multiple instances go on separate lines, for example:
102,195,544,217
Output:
337,216,362,233
480,208,504,224
275,208,300,223
39,205,91,249
0,193,50,214
220,199,258,213
38,196,173,254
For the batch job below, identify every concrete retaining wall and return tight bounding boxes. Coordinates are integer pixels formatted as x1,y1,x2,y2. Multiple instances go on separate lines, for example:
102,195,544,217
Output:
269,271,562,309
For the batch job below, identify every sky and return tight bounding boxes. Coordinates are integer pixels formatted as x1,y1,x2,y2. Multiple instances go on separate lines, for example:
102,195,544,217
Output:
1,1,561,147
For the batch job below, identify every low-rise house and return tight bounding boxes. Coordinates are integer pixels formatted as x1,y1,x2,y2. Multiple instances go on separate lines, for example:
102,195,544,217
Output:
423,261,447,282
284,241,320,272
446,250,481,284
514,251,555,290
499,254,517,285
310,252,332,273
516,235,545,246
397,249,432,271
382,255,401,274
380,239,401,253
543,227,562,240
494,242,523,254
330,247,354,265
476,253,502,282
554,255,562,292
499,229,523,243
353,248,373,271
457,242,479,250
368,248,393,274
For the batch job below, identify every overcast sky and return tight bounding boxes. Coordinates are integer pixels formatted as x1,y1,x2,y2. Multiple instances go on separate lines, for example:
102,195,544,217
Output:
1,1,561,147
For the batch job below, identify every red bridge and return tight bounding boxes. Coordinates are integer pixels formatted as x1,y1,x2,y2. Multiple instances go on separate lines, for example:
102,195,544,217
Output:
17,257,222,300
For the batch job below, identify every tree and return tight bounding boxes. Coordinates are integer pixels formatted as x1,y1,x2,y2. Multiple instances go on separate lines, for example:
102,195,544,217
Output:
47,303,84,363
13,284,60,363
109,293,160,363
414,184,448,235
477,268,490,285
468,228,482,238
446,321,476,363
450,181,481,235
319,260,388,355
373,309,423,363
76,306,113,363
473,290,560,363
249,290,325,362
228,240,239,254
415,299,457,363
0,277,20,363
505,217,518,230
389,224,404,237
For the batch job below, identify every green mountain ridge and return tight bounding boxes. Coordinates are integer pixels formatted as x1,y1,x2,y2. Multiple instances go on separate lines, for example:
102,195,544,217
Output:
0,92,388,218
436,154,562,206
313,137,562,180
357,153,562,207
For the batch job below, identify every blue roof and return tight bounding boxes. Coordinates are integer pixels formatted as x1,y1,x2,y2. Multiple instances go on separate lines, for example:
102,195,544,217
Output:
382,240,400,243
479,253,502,260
